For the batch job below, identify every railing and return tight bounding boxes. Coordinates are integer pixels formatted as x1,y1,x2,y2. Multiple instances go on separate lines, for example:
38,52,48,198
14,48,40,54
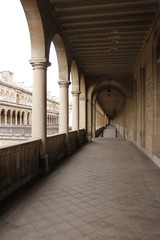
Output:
68,131,78,153
95,126,105,137
0,129,86,202
46,133,66,168
79,129,87,146
0,139,41,201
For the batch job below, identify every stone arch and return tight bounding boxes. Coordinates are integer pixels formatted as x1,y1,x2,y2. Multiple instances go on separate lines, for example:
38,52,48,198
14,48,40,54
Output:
20,0,45,59
70,60,79,91
87,80,128,138
93,80,127,120
92,80,127,99
52,34,68,81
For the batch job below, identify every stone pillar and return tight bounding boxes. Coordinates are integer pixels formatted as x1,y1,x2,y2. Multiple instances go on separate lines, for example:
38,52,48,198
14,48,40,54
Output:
72,90,80,131
30,58,49,172
4,113,7,125
79,93,86,129
58,81,69,134
15,111,17,125
87,98,92,141
20,112,22,125
10,111,13,125
0,112,1,125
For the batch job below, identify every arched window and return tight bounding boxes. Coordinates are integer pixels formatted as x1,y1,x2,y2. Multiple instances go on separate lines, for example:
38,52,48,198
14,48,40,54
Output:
16,94,20,104
27,112,30,125
12,111,16,125
22,111,25,125
7,110,11,125
17,111,21,125
1,109,5,125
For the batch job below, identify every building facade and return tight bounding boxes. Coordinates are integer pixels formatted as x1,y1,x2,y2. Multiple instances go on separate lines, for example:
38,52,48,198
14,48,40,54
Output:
0,71,59,138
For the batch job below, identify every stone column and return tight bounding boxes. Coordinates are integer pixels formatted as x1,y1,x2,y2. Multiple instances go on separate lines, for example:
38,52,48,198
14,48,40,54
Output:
0,112,1,125
10,111,13,125
79,93,86,129
15,111,17,125
87,98,93,141
30,58,49,172
92,102,96,138
58,81,69,134
20,112,22,125
72,90,80,131
4,113,7,125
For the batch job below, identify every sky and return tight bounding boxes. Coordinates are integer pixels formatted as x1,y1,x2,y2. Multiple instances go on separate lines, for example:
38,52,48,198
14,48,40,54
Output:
0,0,60,98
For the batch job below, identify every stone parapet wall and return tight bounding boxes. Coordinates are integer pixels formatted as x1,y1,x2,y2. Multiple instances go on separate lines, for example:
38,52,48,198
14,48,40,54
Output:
0,139,41,202
0,131,87,201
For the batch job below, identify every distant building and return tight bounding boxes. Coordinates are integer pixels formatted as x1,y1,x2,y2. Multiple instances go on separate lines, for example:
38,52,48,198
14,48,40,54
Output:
0,71,59,138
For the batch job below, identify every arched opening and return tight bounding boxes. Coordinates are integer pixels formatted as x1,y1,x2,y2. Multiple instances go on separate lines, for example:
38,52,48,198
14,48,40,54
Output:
53,34,69,134
12,111,16,125
27,112,30,125
22,111,25,125
53,34,68,82
17,111,21,125
16,94,20,104
1,109,6,125
89,80,127,138
7,110,11,125
0,0,32,87
47,42,59,100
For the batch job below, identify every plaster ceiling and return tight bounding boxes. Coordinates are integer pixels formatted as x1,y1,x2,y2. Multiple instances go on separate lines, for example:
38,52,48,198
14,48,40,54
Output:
50,0,159,79
49,0,159,118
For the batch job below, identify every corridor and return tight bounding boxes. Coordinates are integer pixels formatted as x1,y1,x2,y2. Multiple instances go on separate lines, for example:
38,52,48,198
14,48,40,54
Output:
0,138,160,240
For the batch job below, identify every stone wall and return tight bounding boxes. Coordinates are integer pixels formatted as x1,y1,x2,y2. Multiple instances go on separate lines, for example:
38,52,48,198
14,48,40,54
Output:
0,140,41,201
132,16,160,168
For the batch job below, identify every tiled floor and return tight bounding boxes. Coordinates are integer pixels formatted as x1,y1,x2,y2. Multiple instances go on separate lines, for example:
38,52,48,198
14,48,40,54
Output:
0,138,160,240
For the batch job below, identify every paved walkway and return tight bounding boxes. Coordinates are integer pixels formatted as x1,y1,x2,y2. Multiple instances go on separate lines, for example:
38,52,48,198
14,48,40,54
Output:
1,138,160,240
103,126,117,138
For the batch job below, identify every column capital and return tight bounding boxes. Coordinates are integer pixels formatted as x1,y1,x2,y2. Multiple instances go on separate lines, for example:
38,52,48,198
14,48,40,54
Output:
29,58,51,70
79,92,86,100
71,90,81,96
58,80,69,88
